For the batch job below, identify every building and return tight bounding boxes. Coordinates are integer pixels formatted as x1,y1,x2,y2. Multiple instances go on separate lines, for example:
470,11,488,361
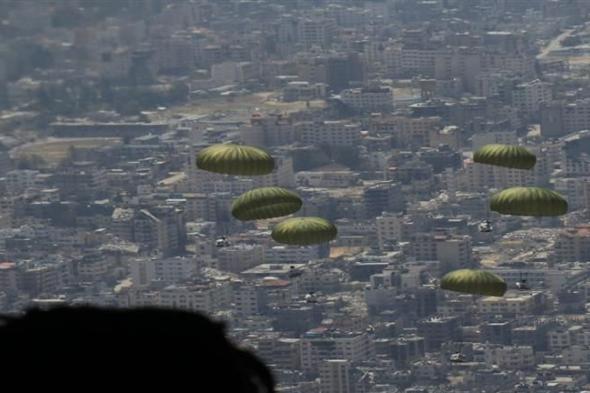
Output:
483,345,535,370
477,291,546,315
5,170,42,195
124,281,232,314
264,246,320,264
253,156,296,189
129,256,198,287
340,87,394,113
298,120,361,146
472,131,518,151
300,330,373,372
369,115,441,148
157,280,232,313
217,244,264,273
50,122,168,138
384,335,426,367
376,213,405,250
256,334,301,370
364,181,405,218
0,262,18,295
512,79,552,117
541,99,590,138
19,264,61,297
416,316,461,351
283,81,327,102
456,152,549,192
232,281,265,317
481,321,512,345
553,177,590,211
555,226,590,262
241,113,298,147
298,18,336,49
320,359,352,393
77,252,109,281
52,161,106,199
297,168,359,188
133,207,186,256
410,233,472,273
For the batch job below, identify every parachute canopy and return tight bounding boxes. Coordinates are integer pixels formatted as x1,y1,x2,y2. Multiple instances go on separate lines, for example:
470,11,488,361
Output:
473,144,536,170
196,144,275,176
490,187,568,217
271,217,337,246
231,187,303,221
441,269,507,297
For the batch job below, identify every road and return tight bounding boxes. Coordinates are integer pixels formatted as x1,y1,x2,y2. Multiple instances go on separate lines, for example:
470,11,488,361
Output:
537,28,575,59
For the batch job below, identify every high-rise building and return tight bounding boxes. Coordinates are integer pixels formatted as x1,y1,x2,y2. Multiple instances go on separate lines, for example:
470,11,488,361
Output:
481,321,513,345
300,330,373,372
555,226,590,262
0,262,18,295
130,256,199,287
512,79,552,117
376,212,405,250
541,99,590,137
363,181,405,218
320,359,352,393
298,120,361,146
410,232,472,273
298,18,336,49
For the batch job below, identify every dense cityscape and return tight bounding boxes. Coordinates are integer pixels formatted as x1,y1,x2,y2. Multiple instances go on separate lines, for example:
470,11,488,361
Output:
4,0,590,391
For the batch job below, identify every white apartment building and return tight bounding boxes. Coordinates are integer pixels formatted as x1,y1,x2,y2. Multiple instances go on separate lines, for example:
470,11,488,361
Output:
158,282,232,313
129,256,198,287
376,212,405,250
264,245,319,264
298,120,361,146
477,292,544,315
512,79,552,116
340,87,394,113
217,244,264,273
298,18,336,48
300,331,373,371
483,345,535,370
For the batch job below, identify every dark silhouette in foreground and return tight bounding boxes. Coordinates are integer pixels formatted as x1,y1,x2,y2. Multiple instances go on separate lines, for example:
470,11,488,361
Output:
0,306,275,392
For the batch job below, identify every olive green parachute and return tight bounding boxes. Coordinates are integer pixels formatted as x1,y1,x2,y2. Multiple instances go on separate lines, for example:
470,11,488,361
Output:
231,187,303,221
440,269,507,297
196,144,275,176
271,217,337,246
490,187,568,217
473,144,536,170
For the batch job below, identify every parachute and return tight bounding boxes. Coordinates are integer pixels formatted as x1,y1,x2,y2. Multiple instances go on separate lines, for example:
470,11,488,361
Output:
196,144,275,176
490,187,568,217
231,187,303,221
473,144,536,170
271,217,337,246
440,269,507,297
